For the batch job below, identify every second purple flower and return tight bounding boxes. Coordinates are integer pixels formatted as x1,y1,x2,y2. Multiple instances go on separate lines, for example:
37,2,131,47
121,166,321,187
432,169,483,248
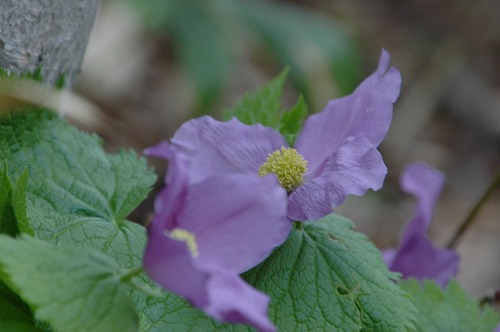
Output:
171,49,401,221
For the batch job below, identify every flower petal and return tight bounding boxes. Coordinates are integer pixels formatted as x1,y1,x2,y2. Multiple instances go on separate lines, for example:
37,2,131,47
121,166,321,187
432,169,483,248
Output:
382,249,397,267
182,174,290,273
400,162,445,244
143,221,209,307
390,233,460,287
288,135,387,221
204,271,276,332
171,116,288,183
384,162,459,286
144,141,190,230
295,49,401,174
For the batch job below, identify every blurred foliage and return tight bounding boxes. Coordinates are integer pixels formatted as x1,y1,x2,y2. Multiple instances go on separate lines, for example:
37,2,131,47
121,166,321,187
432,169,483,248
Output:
119,0,362,112
0,68,65,89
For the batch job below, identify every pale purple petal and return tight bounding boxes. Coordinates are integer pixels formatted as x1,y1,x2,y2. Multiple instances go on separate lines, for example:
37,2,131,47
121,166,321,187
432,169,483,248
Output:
144,142,284,329
144,141,189,229
384,162,459,287
400,162,445,244
204,271,275,332
181,174,289,274
171,116,287,184
288,135,386,221
390,233,460,287
143,222,209,307
295,49,401,174
382,249,397,267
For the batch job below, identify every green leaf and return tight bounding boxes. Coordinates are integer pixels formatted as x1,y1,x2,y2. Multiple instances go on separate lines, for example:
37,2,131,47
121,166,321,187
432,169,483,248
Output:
0,279,33,323
401,279,499,332
0,290,35,327
11,170,32,235
223,69,288,128
0,108,156,268
0,164,18,236
0,235,138,332
0,165,32,236
242,215,416,331
278,94,308,146
0,321,43,332
132,215,417,331
222,70,309,147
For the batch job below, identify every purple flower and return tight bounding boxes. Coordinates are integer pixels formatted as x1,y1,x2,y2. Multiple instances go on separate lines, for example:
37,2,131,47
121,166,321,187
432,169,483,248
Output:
143,142,289,332
171,49,401,221
383,163,460,287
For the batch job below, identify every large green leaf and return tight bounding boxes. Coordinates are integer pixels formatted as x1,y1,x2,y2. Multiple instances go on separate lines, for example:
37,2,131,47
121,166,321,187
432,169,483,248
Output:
242,216,416,331
0,235,138,332
401,279,499,332
0,108,155,268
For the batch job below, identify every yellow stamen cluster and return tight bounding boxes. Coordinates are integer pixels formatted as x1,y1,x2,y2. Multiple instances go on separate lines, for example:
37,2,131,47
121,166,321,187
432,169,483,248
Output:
258,147,308,192
167,228,199,257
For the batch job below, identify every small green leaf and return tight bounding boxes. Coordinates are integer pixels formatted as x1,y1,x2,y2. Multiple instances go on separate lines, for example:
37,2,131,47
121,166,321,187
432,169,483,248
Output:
0,279,33,322
0,321,43,332
401,279,499,332
0,108,155,268
278,94,308,146
223,69,288,128
11,170,31,235
0,235,139,332
0,165,17,236
0,165,32,236
0,291,34,326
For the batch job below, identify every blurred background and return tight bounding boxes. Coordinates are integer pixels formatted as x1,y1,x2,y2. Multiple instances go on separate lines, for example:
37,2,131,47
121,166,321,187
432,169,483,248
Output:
61,0,500,299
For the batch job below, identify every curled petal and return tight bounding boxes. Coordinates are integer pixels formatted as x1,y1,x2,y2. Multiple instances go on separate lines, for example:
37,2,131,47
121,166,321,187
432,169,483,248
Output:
390,234,460,287
400,162,445,243
295,49,401,174
288,135,386,221
144,141,189,229
384,162,459,287
204,272,276,332
172,116,288,183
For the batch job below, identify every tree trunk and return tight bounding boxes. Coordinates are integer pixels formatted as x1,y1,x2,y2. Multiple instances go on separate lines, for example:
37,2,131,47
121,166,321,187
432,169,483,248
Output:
0,0,101,87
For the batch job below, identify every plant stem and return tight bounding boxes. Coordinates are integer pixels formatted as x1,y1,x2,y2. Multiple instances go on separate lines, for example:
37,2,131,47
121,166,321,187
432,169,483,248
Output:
120,266,144,283
446,170,500,249
294,221,304,231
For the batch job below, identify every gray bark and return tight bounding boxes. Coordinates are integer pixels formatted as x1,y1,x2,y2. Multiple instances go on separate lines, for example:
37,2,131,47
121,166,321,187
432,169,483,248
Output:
0,0,100,87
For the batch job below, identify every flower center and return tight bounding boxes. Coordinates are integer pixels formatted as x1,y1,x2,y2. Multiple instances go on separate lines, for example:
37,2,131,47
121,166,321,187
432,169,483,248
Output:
258,147,308,192
167,228,199,257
